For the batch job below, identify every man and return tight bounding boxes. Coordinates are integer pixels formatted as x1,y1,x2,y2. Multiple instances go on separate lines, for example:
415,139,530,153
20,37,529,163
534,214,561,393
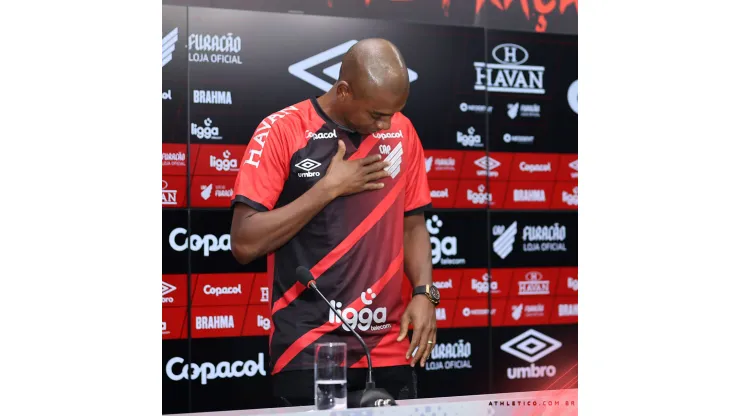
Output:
230,38,440,406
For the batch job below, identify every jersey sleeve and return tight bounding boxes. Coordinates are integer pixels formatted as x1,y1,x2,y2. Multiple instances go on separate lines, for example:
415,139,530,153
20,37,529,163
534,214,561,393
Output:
231,120,291,211
404,124,432,216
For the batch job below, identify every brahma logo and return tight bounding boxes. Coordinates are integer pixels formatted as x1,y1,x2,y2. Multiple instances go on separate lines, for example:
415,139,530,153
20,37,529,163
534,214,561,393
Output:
306,129,337,140
425,157,433,173
193,90,232,105
501,329,562,379
457,127,483,148
559,304,578,317
329,288,388,332
289,40,418,92
426,339,472,371
195,315,234,330
567,277,578,292
514,188,546,202
162,27,178,67
162,180,177,206
169,228,231,256
295,158,322,178
373,130,403,140
568,80,578,114
474,44,545,94
191,118,222,140
427,215,464,266
165,354,266,385
162,281,176,303
210,150,238,172
492,222,517,259
188,32,242,64
436,308,447,321
518,271,550,295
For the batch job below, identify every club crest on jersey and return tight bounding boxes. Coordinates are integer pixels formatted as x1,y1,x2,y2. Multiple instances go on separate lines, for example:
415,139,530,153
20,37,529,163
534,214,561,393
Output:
380,142,403,179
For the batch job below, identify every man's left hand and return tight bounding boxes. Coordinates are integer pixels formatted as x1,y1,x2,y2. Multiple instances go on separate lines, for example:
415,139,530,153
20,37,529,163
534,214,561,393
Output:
396,295,437,367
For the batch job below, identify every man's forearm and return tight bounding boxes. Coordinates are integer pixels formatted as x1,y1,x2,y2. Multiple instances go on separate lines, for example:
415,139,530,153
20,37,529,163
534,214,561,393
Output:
403,215,434,287
231,181,337,264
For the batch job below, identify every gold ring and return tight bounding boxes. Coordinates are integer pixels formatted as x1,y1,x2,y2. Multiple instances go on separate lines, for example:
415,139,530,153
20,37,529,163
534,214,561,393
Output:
427,341,434,344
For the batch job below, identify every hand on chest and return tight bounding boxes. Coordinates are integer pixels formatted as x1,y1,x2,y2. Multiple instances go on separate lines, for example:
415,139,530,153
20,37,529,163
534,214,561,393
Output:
290,132,405,185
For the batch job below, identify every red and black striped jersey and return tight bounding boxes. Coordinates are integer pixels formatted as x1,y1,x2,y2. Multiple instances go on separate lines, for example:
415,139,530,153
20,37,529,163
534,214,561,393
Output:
232,98,431,374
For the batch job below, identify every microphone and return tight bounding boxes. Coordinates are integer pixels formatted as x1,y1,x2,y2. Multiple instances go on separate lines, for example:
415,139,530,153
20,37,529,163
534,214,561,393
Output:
295,266,396,408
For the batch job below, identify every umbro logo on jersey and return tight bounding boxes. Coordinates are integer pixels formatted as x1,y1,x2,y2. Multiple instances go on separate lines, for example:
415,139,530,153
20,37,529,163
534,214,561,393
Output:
295,159,322,178
289,40,419,92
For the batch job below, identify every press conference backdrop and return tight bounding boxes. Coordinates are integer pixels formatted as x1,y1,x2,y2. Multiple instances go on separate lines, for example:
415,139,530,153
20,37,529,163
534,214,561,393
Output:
162,5,578,414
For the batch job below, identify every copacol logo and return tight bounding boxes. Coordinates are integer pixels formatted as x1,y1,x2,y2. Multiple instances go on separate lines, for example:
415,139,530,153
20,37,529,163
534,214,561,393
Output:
501,329,562,380
426,215,465,266
165,354,266,385
426,339,472,371
329,288,389,332
169,228,230,256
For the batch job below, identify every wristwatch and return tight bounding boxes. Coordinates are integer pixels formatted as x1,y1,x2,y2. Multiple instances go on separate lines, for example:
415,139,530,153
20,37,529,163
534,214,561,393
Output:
413,284,440,306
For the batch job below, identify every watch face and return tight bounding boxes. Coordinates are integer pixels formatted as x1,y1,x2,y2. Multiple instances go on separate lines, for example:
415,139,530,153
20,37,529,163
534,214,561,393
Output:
429,286,440,301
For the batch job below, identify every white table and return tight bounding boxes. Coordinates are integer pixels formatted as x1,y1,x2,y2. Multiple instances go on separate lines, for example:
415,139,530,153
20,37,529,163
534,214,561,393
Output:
172,389,578,416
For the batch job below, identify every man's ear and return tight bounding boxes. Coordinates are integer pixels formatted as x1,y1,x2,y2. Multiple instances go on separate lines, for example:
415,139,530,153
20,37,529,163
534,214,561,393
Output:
336,81,351,101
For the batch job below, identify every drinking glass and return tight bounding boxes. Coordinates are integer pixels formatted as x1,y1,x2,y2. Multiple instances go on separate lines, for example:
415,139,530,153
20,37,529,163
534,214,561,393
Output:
314,342,348,410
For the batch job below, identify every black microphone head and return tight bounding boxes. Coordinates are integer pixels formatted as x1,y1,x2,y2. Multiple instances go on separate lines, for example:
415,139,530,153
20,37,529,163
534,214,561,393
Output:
295,266,315,288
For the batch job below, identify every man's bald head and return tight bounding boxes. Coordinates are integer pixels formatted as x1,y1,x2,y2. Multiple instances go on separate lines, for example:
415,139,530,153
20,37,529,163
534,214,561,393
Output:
328,38,410,135
338,38,409,98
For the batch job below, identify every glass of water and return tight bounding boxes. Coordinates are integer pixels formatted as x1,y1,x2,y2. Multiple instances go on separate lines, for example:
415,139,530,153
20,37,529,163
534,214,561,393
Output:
314,342,348,410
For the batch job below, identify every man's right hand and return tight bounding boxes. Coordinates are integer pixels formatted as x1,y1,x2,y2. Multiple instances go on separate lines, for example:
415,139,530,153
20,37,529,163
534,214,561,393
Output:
321,140,390,198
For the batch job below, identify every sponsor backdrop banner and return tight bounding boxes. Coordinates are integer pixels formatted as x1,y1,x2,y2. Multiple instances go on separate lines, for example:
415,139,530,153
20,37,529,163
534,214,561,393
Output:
162,4,577,414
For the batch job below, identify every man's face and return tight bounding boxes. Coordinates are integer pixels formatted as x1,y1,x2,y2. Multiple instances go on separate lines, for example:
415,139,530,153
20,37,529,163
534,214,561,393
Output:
338,83,408,135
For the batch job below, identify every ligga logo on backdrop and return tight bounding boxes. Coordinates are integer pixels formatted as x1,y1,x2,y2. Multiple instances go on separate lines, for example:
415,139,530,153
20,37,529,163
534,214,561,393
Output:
427,215,465,266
